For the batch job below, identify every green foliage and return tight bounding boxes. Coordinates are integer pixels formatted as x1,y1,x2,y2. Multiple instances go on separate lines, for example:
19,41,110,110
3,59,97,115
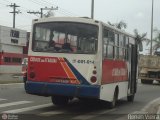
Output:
134,29,147,52
108,20,127,30
152,29,160,51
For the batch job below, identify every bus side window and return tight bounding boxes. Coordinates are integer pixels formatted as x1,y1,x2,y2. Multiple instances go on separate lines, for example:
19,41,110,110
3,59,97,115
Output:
115,34,119,59
103,29,114,59
103,29,108,57
119,34,124,59
124,37,129,60
107,31,115,59
107,45,114,59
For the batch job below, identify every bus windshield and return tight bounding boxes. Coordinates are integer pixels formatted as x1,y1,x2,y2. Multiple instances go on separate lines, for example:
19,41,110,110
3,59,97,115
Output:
32,22,98,54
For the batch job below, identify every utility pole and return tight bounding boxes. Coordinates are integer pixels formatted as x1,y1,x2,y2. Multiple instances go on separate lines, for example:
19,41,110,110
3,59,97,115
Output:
40,8,43,18
8,3,21,28
150,0,154,55
27,6,58,18
41,6,58,18
91,0,94,19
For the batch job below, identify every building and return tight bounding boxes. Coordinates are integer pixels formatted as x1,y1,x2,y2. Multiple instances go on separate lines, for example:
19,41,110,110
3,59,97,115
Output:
0,25,27,74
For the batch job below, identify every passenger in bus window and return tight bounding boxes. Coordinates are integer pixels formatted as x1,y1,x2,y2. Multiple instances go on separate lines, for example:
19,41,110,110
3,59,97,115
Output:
49,32,55,47
48,33,60,51
49,40,55,47
62,43,73,52
48,40,60,51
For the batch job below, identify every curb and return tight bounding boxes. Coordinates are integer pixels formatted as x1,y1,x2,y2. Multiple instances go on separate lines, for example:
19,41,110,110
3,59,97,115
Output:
141,97,160,114
157,106,160,114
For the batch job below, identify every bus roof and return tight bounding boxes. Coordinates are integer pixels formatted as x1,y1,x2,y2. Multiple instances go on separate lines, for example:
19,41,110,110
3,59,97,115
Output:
33,17,135,39
33,17,99,26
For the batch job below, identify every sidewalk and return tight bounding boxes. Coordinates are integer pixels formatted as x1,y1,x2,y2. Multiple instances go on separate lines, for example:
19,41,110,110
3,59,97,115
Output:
0,74,23,84
143,97,160,115
134,97,160,116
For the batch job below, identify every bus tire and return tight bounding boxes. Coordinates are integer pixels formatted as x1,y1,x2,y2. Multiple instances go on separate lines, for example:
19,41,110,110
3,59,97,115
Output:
108,89,118,109
127,94,135,102
51,95,69,106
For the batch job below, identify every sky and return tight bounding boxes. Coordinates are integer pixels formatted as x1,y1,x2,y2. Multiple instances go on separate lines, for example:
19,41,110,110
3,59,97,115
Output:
0,0,159,42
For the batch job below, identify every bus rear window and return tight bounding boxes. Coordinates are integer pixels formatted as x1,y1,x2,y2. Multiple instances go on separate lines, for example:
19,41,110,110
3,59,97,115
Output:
32,22,98,54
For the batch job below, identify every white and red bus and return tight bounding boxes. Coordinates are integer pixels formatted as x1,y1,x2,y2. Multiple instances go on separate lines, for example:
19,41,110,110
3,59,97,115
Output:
26,17,138,108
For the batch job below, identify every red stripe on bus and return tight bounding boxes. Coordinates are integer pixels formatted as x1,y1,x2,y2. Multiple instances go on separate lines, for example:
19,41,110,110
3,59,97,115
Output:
102,59,128,84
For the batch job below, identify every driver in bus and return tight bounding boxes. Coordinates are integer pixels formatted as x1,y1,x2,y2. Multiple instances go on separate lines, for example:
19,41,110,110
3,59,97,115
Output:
48,33,60,51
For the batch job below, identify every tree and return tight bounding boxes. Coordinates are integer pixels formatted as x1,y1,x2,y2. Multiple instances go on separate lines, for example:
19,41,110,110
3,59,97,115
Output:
152,29,160,52
146,29,160,54
134,29,147,52
108,20,127,30
44,10,54,18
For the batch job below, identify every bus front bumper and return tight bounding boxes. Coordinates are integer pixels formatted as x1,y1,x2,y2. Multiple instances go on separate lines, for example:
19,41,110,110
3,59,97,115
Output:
26,81,100,98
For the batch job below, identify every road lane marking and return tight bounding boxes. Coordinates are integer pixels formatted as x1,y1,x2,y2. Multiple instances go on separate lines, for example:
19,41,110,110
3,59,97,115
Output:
73,108,116,120
39,111,64,116
96,108,117,114
73,114,96,120
0,98,7,101
3,103,53,114
0,83,23,89
0,83,23,86
73,115,95,120
0,101,32,108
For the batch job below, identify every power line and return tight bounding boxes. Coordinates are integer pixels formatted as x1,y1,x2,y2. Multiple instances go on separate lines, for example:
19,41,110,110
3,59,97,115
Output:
17,8,39,18
27,11,41,17
27,6,58,18
7,3,21,28
41,6,58,18
1,0,38,18
40,0,79,16
27,0,78,17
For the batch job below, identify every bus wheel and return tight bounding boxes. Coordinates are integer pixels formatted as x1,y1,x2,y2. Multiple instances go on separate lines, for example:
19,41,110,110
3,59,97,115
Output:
51,95,69,106
108,90,118,109
127,94,135,102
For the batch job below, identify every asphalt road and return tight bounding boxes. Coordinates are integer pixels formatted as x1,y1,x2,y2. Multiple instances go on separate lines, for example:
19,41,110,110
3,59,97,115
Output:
0,81,160,120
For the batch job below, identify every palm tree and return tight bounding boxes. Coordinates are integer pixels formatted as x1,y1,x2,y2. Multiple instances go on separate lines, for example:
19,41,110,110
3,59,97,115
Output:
146,29,160,54
152,29,160,52
115,21,127,30
134,29,147,52
108,20,127,30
